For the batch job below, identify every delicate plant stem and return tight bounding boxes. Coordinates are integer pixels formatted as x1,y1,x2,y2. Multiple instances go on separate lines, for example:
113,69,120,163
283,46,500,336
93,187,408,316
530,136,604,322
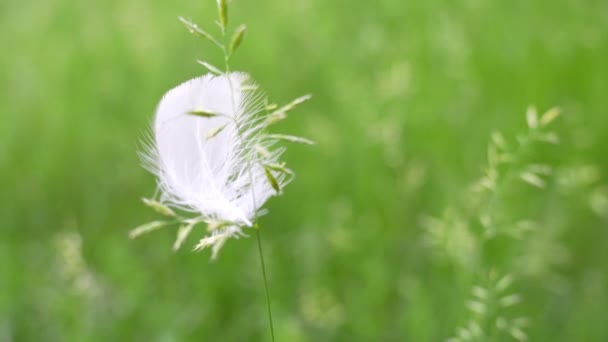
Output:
221,29,275,341
255,226,276,342
216,15,276,339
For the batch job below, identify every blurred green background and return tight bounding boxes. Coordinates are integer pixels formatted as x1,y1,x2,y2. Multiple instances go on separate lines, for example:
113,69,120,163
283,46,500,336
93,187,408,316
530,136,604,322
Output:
2,0,608,340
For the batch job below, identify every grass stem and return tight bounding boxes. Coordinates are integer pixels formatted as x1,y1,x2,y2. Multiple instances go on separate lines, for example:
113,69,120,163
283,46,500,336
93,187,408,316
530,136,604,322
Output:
255,227,275,341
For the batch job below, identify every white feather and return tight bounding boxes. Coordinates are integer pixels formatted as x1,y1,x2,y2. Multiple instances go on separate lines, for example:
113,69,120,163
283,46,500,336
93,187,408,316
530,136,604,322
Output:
142,73,286,251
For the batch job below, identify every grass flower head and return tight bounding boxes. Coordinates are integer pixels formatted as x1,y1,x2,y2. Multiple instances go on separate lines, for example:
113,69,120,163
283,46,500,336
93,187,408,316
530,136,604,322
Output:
131,3,312,261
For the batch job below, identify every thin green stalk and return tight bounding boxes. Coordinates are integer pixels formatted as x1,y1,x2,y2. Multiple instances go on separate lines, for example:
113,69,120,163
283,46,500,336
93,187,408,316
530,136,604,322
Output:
255,227,275,342
221,28,275,341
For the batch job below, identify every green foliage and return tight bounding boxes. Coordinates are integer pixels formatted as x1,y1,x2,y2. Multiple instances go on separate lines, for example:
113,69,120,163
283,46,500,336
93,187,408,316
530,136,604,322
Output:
1,0,608,341
429,109,563,341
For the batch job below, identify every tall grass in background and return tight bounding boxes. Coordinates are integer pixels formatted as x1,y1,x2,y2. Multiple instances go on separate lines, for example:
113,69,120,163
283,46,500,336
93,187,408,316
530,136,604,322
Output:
427,107,562,341
1,0,608,340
